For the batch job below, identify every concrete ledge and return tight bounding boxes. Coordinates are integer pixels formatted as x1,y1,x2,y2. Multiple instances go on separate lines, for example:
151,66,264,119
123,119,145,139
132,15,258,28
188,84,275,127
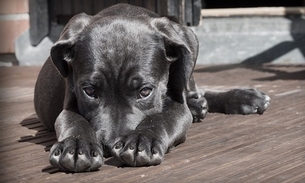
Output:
15,30,53,66
192,16,305,64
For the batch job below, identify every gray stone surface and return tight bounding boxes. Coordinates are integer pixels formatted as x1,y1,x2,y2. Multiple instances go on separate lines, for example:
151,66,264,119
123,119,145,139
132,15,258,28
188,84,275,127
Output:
192,16,305,64
15,30,53,66
15,16,305,66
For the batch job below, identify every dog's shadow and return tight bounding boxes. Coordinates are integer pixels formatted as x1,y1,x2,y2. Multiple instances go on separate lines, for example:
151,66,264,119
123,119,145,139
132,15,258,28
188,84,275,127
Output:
19,114,56,152
19,114,124,174
18,114,60,173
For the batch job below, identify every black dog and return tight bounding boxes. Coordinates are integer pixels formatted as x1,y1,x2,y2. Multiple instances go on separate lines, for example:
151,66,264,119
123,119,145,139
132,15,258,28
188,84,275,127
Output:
34,4,270,172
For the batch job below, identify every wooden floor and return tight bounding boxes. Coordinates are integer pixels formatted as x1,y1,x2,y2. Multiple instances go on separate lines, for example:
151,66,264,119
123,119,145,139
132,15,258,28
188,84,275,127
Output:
0,64,304,183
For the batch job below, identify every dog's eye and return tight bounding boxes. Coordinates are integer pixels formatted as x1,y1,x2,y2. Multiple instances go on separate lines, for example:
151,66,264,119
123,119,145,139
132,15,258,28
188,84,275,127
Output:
139,87,152,98
83,87,96,98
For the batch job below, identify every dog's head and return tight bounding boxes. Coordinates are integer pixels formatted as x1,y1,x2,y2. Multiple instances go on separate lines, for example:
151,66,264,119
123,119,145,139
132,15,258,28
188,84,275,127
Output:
50,11,198,151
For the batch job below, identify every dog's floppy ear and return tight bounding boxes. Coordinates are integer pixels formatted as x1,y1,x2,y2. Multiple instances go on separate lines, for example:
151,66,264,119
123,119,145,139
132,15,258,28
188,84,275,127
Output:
151,18,198,103
50,13,92,78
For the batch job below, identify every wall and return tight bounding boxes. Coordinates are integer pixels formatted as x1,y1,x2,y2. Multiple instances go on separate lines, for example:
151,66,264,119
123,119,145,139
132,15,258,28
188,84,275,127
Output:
0,0,29,53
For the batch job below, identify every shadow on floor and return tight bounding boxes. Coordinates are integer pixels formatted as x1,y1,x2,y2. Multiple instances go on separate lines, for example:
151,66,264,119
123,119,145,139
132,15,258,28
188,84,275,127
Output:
242,15,305,65
194,64,305,81
18,114,60,173
19,114,56,152
195,15,305,78
18,114,124,174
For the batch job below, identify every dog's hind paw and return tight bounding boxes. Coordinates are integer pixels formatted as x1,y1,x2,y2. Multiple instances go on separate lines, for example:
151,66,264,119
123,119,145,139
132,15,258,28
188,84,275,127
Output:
224,88,270,115
49,136,103,172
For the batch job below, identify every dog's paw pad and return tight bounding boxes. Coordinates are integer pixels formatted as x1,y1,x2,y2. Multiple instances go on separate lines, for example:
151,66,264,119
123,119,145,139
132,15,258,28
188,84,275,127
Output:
186,91,208,122
226,89,270,115
49,137,103,172
263,95,271,109
112,131,165,167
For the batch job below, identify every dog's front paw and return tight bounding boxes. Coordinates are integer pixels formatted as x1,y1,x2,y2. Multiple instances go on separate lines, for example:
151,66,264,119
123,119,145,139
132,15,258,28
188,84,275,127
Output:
49,136,103,172
226,89,270,115
187,91,208,122
112,131,166,167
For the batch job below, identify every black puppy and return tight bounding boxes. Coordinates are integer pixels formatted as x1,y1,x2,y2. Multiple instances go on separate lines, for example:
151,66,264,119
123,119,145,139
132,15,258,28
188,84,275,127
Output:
34,4,270,172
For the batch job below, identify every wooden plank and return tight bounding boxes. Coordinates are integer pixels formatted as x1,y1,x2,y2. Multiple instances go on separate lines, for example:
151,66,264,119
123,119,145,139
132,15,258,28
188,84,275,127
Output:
167,0,180,23
128,0,143,7
184,0,192,25
61,0,72,15
143,0,156,12
103,0,117,9
67,0,94,15
156,0,168,17
117,0,128,4
93,0,104,14
0,64,304,182
29,0,48,46
83,0,95,14
71,0,83,14
201,7,305,17
192,0,202,26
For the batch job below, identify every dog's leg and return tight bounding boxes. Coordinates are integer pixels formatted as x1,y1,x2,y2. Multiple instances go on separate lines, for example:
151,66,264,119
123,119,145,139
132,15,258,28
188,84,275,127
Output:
49,110,103,172
204,88,270,114
111,101,192,167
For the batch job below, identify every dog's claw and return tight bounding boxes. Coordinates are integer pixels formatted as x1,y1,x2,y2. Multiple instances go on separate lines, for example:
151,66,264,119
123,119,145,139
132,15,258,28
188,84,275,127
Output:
69,149,75,155
92,151,99,157
54,149,61,156
114,142,123,149
186,91,208,122
49,137,103,172
112,131,165,167
224,89,270,115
